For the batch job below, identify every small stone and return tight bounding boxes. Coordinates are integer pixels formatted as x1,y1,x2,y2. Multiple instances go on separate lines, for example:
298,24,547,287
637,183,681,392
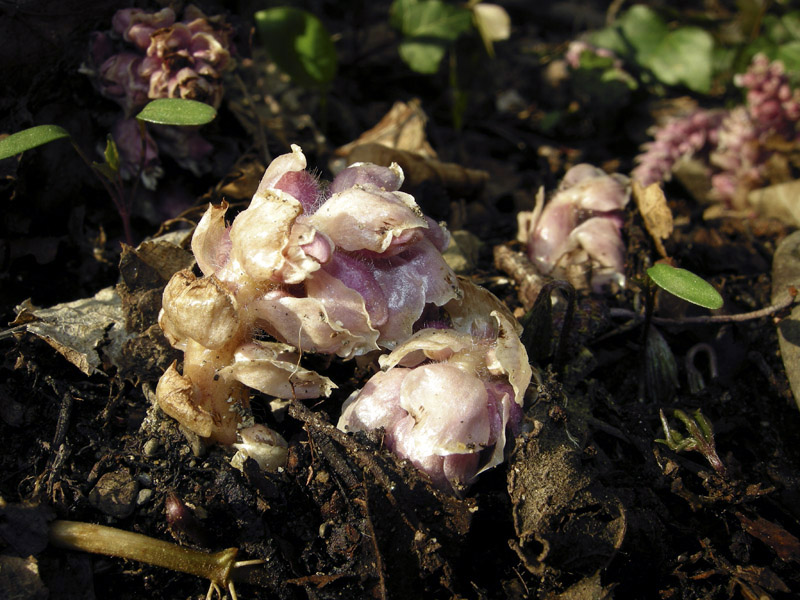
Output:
136,489,154,506
89,470,139,518
143,438,160,456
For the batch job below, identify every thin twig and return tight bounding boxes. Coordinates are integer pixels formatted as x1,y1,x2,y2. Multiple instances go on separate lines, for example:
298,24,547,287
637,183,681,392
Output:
609,294,795,325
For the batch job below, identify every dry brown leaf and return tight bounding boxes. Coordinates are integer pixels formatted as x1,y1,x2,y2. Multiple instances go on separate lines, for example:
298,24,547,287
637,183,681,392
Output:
633,180,673,258
771,230,800,411
214,156,268,202
335,99,437,158
737,512,800,564
13,287,128,376
12,232,192,378
748,180,800,228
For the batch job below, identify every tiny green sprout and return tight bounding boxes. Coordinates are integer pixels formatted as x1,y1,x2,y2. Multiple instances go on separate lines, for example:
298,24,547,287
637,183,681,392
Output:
92,135,121,183
657,408,727,477
647,263,724,310
136,98,217,126
0,124,71,160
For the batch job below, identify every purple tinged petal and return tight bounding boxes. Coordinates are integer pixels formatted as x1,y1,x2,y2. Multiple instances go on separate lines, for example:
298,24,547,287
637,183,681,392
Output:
329,162,404,194
274,170,322,213
323,253,388,328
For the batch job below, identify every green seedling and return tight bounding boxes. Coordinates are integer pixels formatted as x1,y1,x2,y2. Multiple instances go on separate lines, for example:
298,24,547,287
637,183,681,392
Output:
390,0,474,74
0,99,217,246
588,5,714,93
647,263,724,310
136,98,217,126
657,408,727,477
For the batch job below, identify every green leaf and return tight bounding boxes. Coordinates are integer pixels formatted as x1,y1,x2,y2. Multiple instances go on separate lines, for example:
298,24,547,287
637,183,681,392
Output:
398,39,447,74
92,136,121,182
781,12,800,40
647,264,723,310
776,41,800,76
611,6,713,93
391,0,472,40
390,0,472,73
254,7,338,88
587,26,628,57
103,134,120,172
618,5,669,66
0,125,71,160
136,98,217,126
647,27,714,93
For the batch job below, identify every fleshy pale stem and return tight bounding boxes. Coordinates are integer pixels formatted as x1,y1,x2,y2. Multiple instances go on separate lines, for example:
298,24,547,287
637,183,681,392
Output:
49,520,239,589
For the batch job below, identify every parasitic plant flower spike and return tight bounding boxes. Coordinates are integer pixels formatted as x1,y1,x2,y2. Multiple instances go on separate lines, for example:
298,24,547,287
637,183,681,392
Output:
156,146,466,444
517,164,630,291
337,311,531,492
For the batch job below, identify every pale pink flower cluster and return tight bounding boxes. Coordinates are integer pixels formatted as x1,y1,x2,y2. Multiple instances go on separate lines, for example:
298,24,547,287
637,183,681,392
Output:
518,164,631,291
633,54,800,207
88,6,233,114
157,147,532,490
630,110,725,190
84,6,233,185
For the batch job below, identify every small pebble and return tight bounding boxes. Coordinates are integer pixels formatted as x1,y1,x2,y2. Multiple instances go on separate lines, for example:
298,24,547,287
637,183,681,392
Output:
89,470,139,518
143,438,160,457
136,489,153,506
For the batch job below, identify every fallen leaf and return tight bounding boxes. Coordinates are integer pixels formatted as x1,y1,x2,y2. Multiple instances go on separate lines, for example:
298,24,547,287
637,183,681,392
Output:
335,99,436,158
633,180,673,258
749,180,800,228
771,229,800,411
737,512,800,564
11,232,192,378
12,287,127,376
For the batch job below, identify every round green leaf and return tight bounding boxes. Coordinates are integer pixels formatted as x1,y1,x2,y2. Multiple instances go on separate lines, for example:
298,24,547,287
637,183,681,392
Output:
254,7,337,88
0,125,71,160
136,99,217,126
647,264,723,310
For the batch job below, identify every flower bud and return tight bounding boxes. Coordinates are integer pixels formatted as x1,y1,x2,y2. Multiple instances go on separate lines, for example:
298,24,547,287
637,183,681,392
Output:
518,164,630,291
230,425,288,473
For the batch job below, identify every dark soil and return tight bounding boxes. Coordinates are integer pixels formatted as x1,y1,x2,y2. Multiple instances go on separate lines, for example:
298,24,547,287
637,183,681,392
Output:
2,1,800,599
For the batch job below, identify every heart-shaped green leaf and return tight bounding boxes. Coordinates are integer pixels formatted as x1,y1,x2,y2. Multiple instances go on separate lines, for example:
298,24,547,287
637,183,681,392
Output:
0,125,71,160
136,99,217,126
647,263,723,309
390,0,473,73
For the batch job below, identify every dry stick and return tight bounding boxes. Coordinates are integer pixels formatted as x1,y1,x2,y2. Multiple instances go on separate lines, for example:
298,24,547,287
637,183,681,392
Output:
355,485,388,600
609,293,795,326
233,73,271,164
495,243,797,326
288,400,425,535
493,245,547,311
301,417,388,598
